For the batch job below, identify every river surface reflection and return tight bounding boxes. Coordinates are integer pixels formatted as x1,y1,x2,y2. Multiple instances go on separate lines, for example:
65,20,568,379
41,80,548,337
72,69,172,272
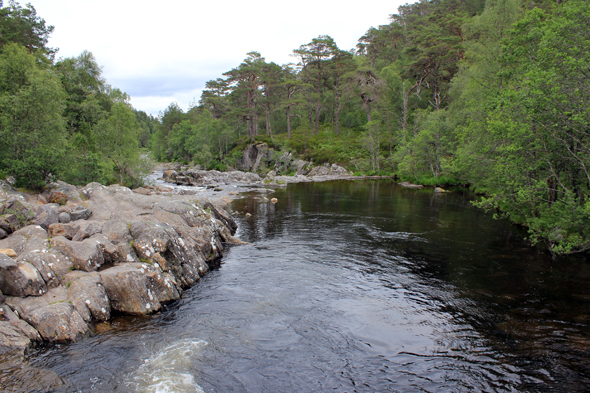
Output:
24,180,590,392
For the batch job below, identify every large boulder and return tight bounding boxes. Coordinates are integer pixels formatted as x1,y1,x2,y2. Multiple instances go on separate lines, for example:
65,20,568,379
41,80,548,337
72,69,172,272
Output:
72,221,103,241
69,205,92,221
99,263,180,315
0,254,47,297
204,202,238,235
0,233,27,256
33,205,60,230
162,170,177,183
65,271,110,322
27,303,89,342
50,236,104,272
0,225,49,259
6,287,89,342
48,222,81,240
130,223,207,288
88,233,125,265
17,249,73,288
45,181,81,203
235,143,272,172
0,304,41,341
0,200,35,234
0,322,31,354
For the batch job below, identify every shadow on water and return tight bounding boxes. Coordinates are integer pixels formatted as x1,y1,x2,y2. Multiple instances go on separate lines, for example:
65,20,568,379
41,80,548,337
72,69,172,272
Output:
18,179,590,392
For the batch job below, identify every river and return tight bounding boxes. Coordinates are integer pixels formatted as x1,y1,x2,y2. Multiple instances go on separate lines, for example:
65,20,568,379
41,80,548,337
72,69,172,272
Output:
23,180,590,392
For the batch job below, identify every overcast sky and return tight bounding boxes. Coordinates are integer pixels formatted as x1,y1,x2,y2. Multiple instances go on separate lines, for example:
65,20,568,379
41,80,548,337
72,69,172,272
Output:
31,0,406,116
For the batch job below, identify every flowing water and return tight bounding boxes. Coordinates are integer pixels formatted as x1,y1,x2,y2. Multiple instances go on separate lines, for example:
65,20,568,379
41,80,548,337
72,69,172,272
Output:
20,180,590,392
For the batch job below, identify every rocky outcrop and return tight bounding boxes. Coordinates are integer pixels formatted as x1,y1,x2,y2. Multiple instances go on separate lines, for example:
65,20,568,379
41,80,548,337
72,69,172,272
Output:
166,169,262,187
235,143,272,172
0,180,240,353
399,181,424,189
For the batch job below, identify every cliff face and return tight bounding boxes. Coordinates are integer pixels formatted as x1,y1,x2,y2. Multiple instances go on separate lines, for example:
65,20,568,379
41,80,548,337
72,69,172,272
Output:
0,180,240,354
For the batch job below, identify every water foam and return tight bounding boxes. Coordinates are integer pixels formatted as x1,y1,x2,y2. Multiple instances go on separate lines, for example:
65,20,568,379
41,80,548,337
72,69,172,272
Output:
129,338,207,393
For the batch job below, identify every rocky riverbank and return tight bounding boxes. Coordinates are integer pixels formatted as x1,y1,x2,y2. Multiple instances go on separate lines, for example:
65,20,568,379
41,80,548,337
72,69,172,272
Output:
0,164,391,389
0,179,243,370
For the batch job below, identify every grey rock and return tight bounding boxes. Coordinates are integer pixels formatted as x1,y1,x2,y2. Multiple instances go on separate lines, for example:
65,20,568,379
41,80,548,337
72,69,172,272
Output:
101,219,131,244
162,170,177,183
0,304,41,341
17,249,73,288
0,228,6,239
65,271,110,322
0,234,27,257
48,222,81,240
99,263,177,315
88,234,122,265
6,287,89,342
204,201,238,235
72,221,103,241
0,254,47,297
79,182,106,200
50,236,104,272
69,206,92,221
131,224,205,288
117,241,140,263
27,302,89,342
235,143,271,172
13,225,48,239
46,181,81,203
58,212,71,223
0,225,49,259
34,205,59,230
0,322,31,353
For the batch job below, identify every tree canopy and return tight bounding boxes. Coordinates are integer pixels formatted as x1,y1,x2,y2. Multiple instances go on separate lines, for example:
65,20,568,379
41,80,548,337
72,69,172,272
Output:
1,0,588,256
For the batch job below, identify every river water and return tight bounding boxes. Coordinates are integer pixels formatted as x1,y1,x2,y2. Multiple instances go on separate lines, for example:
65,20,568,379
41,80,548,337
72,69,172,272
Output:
22,180,590,392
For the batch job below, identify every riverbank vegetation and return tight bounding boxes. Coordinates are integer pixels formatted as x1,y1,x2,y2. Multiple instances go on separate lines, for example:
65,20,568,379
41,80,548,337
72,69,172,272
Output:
0,0,153,189
0,0,588,255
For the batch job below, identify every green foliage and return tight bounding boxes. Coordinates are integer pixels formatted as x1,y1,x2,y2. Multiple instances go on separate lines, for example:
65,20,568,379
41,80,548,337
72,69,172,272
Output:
464,0,590,255
0,0,56,57
63,0,583,255
0,43,66,188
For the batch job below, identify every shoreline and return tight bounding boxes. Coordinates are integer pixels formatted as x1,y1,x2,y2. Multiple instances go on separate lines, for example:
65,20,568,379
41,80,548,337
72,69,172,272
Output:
0,169,432,390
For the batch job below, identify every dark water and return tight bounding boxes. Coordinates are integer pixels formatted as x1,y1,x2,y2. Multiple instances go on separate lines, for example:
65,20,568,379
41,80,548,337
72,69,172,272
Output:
19,180,590,392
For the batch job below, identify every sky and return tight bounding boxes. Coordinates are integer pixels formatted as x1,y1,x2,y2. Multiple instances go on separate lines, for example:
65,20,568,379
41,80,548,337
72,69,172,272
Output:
30,0,406,116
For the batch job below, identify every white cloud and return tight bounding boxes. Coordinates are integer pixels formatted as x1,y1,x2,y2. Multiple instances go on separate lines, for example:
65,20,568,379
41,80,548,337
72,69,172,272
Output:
31,0,404,116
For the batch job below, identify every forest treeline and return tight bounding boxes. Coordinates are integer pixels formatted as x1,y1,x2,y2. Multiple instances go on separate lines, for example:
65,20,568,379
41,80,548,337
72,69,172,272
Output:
149,0,589,256
0,0,156,189
1,0,589,255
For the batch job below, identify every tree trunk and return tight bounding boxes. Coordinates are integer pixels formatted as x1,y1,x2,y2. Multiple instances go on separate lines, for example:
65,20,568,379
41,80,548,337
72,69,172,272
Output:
265,102,272,136
315,73,321,135
286,106,291,139
334,78,340,135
